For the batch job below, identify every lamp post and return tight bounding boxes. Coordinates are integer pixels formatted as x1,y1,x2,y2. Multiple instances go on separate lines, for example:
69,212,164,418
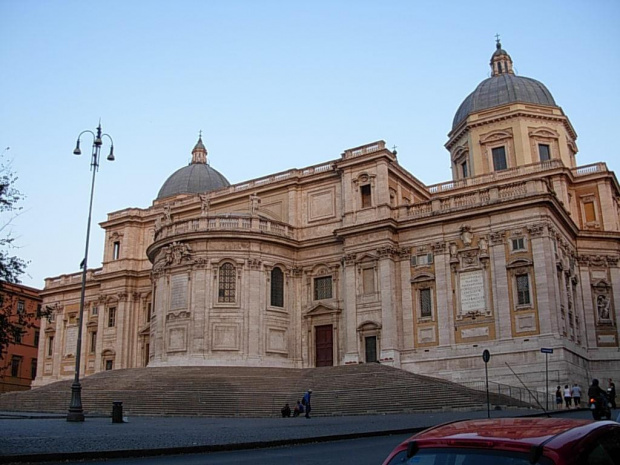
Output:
67,122,114,422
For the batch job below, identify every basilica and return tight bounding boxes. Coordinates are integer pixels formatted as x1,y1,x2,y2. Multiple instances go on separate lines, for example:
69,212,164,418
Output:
34,42,620,393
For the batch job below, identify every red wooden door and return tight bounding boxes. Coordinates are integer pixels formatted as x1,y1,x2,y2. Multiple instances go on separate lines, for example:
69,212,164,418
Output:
315,325,333,367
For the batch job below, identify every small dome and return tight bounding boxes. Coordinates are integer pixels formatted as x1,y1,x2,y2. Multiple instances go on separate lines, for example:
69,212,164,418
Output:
452,41,557,130
156,136,231,200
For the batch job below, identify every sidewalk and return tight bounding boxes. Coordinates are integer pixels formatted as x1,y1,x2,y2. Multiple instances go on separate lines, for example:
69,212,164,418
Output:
0,408,583,463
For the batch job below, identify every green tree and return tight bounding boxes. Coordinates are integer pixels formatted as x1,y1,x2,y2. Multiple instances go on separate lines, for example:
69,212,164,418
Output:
0,148,33,358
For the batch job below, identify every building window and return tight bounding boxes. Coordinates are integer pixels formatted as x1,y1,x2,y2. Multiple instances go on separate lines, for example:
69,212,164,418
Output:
17,300,25,315
420,288,432,318
218,263,236,303
91,306,98,316
584,201,596,223
512,237,526,251
113,241,120,260
538,144,551,162
314,276,333,300
146,302,152,322
360,184,372,208
90,331,97,354
34,330,40,348
270,267,284,307
47,336,54,357
105,360,113,371
14,329,23,344
31,358,37,380
461,160,469,178
11,356,21,377
516,274,531,306
108,307,116,328
411,253,433,266
362,267,375,295
492,146,508,171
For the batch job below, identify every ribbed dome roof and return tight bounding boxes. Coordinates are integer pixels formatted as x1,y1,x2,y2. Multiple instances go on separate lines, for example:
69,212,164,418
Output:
156,136,230,200
452,41,557,130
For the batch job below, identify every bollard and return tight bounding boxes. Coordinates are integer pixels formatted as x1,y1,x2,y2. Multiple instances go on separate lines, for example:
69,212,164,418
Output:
112,401,123,423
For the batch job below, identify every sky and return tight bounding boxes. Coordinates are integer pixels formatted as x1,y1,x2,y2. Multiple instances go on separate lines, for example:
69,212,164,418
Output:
1,0,619,290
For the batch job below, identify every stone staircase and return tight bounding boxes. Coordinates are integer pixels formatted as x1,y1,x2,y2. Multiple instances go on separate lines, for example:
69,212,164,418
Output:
0,364,533,417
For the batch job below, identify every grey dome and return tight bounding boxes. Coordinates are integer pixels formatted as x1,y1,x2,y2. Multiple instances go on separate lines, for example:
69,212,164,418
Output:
157,163,230,200
156,136,231,200
452,74,556,130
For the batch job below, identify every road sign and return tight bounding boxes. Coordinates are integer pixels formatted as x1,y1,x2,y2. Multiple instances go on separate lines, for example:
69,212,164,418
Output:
541,348,554,354
482,349,490,363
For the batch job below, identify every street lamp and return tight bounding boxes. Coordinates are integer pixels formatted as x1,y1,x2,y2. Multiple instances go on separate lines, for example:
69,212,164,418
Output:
67,122,114,422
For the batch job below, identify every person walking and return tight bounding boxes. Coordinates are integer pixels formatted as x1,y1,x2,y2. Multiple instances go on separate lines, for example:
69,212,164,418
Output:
555,386,562,410
563,384,572,409
571,383,582,408
607,380,616,409
303,389,312,419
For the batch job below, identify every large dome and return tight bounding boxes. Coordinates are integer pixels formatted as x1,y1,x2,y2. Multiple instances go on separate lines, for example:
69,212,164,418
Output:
156,137,230,200
452,42,557,130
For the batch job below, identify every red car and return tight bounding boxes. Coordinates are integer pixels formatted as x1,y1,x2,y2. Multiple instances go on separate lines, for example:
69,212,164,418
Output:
382,418,620,465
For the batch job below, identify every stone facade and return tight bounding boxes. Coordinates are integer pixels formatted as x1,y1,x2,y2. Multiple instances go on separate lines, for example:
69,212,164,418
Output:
34,43,620,394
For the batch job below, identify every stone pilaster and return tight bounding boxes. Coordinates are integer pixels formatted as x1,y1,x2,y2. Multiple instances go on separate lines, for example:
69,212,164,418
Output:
342,253,359,364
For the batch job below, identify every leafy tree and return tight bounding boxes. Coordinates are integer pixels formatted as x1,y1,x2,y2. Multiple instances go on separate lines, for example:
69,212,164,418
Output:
0,149,38,359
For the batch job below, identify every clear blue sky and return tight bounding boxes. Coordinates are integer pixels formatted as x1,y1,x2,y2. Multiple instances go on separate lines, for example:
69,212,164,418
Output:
1,0,619,289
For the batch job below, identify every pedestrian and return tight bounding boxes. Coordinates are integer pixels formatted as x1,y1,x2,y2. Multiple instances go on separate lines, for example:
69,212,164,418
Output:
303,389,312,419
571,383,582,408
555,386,562,410
563,384,572,409
293,400,304,417
607,380,616,409
281,403,291,418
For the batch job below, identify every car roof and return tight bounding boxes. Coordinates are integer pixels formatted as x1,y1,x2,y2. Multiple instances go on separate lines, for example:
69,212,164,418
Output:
406,418,609,452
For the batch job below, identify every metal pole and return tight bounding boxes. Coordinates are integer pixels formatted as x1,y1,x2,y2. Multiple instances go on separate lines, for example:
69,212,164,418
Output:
485,361,490,419
67,124,106,422
545,353,549,412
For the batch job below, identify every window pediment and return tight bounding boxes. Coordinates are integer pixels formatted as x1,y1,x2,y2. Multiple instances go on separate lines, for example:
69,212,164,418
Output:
411,272,435,283
506,258,533,269
480,129,513,144
528,127,559,139
357,320,381,331
304,303,341,317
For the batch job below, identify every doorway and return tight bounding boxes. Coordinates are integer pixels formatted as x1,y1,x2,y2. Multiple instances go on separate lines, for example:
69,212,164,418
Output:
365,336,377,363
315,324,333,367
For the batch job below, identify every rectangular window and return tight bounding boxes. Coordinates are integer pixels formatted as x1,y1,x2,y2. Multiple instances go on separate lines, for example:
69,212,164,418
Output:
411,253,433,266
360,184,372,208
11,357,21,377
538,144,551,162
105,360,113,371
113,241,120,260
516,274,531,306
34,330,40,348
90,331,97,354
512,237,525,251
270,267,284,307
362,268,375,295
584,201,596,223
492,146,508,171
218,263,237,303
461,161,468,178
31,358,37,380
108,307,116,328
420,288,432,318
91,306,98,316
14,329,22,344
47,336,54,357
146,302,152,322
17,300,25,315
314,276,333,300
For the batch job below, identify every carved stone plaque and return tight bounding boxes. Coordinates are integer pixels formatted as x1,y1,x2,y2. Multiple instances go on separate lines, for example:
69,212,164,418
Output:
64,326,77,356
459,270,486,314
170,274,188,310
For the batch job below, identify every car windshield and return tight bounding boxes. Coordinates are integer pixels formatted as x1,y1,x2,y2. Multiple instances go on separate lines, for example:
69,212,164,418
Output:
386,447,554,465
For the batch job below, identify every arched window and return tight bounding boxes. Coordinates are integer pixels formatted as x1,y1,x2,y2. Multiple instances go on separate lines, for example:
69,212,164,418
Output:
218,263,236,303
270,267,284,307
